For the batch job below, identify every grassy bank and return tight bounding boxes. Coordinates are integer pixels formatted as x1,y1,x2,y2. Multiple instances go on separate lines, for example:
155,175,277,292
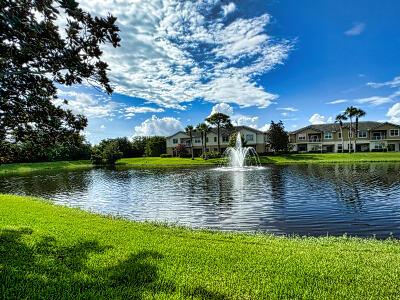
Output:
2,153,400,175
259,152,400,164
1,194,400,299
0,160,93,175
117,156,220,167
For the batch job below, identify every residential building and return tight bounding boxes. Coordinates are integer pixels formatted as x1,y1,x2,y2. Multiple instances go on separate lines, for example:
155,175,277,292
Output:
166,126,267,156
289,121,400,152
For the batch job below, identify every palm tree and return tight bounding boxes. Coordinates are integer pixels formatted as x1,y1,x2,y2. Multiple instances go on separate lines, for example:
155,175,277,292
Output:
196,123,210,157
185,125,194,160
353,108,366,153
335,113,348,153
345,106,358,153
205,112,232,154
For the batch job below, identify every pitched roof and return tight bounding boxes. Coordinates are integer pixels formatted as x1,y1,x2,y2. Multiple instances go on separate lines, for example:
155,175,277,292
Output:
290,121,385,134
167,125,265,139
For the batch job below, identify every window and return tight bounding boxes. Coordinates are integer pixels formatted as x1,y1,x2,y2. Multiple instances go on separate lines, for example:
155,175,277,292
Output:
390,129,399,137
374,143,383,150
214,137,217,142
206,137,209,143
172,138,178,144
337,144,343,150
245,134,254,141
194,138,201,143
358,130,367,138
338,132,342,139
324,132,332,139
222,136,229,142
298,134,306,140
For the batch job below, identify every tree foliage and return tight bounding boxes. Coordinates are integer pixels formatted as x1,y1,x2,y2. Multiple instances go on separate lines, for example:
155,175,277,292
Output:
0,0,120,160
267,121,290,152
145,136,166,157
205,113,232,153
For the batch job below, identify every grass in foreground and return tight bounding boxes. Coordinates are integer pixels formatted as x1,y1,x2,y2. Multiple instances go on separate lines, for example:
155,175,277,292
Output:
0,160,92,175
1,194,400,299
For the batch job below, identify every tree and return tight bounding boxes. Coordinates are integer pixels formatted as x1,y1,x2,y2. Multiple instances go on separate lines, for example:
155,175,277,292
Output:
205,113,232,154
98,137,133,158
102,142,123,165
196,123,210,159
145,136,166,157
185,125,194,160
175,144,188,158
0,0,120,158
131,136,149,157
335,113,348,153
344,106,358,153
353,108,366,153
267,121,290,152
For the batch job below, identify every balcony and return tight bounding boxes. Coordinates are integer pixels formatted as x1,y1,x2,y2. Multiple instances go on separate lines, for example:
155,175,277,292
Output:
372,136,385,140
308,138,321,142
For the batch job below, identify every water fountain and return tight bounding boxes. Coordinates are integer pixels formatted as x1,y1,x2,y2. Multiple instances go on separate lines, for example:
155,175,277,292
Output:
219,133,263,170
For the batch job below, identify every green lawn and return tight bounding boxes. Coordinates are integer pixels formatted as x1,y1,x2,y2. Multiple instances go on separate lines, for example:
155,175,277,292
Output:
260,152,400,164
1,194,400,299
118,156,220,167
0,160,93,175
2,153,400,175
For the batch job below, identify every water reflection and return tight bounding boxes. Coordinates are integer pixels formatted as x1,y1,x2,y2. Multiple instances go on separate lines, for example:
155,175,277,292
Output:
1,164,400,238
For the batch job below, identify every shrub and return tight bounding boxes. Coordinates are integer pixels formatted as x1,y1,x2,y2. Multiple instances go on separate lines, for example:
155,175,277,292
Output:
201,151,221,159
160,154,172,158
102,142,123,165
90,147,104,165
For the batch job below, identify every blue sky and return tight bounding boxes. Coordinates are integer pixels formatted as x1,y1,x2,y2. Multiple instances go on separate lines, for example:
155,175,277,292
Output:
58,0,400,144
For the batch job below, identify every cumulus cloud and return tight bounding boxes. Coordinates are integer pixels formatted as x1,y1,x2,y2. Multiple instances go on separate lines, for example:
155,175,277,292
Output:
209,103,261,129
309,113,333,124
54,91,117,118
326,99,348,104
344,22,366,36
387,103,400,124
133,115,183,136
259,123,270,132
78,0,291,109
210,103,234,116
222,2,236,16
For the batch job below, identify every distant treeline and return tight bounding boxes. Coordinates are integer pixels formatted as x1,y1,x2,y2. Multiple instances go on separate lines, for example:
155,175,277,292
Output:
0,136,166,165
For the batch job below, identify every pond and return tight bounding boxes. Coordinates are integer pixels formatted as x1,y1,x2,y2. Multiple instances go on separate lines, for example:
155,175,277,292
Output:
1,163,400,238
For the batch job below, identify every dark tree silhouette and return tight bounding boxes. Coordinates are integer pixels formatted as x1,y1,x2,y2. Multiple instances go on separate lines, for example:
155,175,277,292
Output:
0,0,120,160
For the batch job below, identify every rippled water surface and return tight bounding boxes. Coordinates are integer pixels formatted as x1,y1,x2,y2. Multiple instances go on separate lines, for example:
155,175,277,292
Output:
2,163,400,238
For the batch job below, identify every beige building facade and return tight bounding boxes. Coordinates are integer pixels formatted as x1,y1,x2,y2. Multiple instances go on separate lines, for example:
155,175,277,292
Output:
289,121,400,152
166,126,267,156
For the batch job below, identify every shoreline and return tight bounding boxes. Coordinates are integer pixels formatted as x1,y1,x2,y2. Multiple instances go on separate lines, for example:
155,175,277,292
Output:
2,153,400,175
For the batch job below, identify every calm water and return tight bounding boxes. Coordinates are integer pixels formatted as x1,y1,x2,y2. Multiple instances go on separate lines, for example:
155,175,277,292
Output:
2,163,400,238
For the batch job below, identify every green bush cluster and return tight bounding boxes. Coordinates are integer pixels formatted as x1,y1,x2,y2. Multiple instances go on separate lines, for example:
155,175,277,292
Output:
201,151,221,159
160,154,172,158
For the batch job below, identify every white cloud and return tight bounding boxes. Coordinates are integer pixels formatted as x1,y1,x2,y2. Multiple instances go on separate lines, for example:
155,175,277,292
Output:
259,123,270,132
387,103,400,124
277,107,298,112
54,92,117,118
222,2,236,16
309,113,333,124
210,103,234,116
367,76,400,88
133,115,183,136
232,115,259,128
209,103,261,129
78,0,291,109
344,22,366,36
356,96,393,106
100,125,106,129
326,99,348,104
124,106,164,118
